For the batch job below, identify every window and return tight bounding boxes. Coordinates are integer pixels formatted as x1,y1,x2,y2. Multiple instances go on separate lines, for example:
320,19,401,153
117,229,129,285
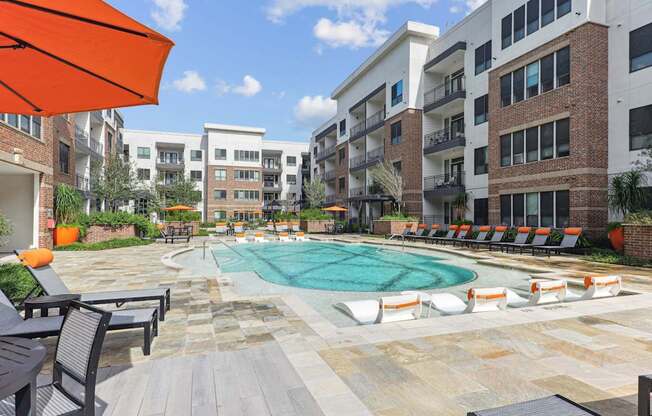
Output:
630,104,652,150
526,62,539,98
540,191,554,227
539,55,554,93
526,127,539,162
514,5,525,43
313,146,317,157
513,67,525,103
540,122,554,160
631,23,652,72
556,118,570,157
500,134,512,166
32,116,41,139
391,121,402,145
556,190,570,227
214,211,226,221
501,74,512,107
20,115,29,133
234,170,260,181
541,0,555,26
475,40,492,75
339,119,346,136
338,177,345,193
500,195,512,225
287,156,296,166
526,192,539,226
474,146,488,175
58,142,70,174
338,148,346,165
513,130,525,165
234,190,259,200
474,95,489,125
191,150,202,161
513,193,525,226
556,46,570,86
234,150,260,162
527,0,539,34
391,80,403,106
123,144,130,159
214,168,227,181
191,170,202,181
502,14,512,49
214,148,226,160
213,190,227,200
557,0,571,18
474,198,489,225
287,174,297,185
137,147,150,159
137,168,150,180
7,114,17,128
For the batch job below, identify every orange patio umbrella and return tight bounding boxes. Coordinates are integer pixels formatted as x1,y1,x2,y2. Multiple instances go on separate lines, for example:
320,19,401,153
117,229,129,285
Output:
162,205,195,211
322,206,348,212
0,0,174,115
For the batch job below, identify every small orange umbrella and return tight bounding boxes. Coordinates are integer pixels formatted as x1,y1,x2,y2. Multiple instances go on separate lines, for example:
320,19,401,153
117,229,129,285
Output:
163,205,195,211
0,0,174,115
322,206,348,212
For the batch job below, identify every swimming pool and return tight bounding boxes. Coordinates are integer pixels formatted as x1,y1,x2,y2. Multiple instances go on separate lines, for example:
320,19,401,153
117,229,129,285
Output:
212,242,476,292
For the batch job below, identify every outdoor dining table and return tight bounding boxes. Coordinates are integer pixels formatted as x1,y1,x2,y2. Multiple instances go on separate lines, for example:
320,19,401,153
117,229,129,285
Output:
0,337,47,416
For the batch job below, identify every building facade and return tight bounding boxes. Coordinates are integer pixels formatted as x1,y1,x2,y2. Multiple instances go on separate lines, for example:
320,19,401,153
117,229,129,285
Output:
310,0,652,236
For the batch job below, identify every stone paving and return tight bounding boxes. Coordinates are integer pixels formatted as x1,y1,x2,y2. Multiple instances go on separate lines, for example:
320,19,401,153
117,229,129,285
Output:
21,238,652,415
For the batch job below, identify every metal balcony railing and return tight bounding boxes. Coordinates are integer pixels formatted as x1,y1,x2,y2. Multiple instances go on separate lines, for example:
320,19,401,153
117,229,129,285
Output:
350,120,366,139
158,158,184,165
74,126,88,142
366,147,384,164
423,171,465,192
422,215,445,226
315,145,336,161
75,175,90,192
424,128,465,150
424,76,465,108
349,186,366,198
365,108,385,132
324,194,338,204
322,170,336,181
262,161,282,170
89,138,103,156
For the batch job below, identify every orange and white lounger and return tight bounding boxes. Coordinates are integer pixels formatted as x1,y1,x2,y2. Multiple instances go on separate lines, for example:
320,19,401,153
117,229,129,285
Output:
505,280,568,307
565,275,622,301
293,232,306,241
404,287,508,316
334,294,422,325
254,232,267,243
278,232,290,242
235,232,248,243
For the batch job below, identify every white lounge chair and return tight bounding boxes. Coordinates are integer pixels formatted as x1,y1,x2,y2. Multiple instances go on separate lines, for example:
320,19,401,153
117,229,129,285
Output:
233,222,245,233
215,222,227,235
277,222,289,233
278,232,290,242
293,232,306,241
565,275,622,301
334,294,422,325
266,222,274,232
254,232,267,243
505,280,568,307
404,287,507,316
235,232,248,243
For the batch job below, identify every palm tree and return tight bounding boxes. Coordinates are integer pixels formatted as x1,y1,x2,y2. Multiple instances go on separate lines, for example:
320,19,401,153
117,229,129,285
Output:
608,170,648,217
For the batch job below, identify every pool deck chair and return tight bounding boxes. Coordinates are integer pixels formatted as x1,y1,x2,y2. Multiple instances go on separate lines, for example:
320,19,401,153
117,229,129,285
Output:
532,227,583,256
460,226,491,247
0,289,158,355
471,226,507,249
254,232,267,243
405,288,507,316
406,224,428,241
502,227,551,254
16,249,171,321
428,225,458,244
565,275,622,301
277,222,289,233
490,227,531,251
443,224,472,246
235,232,248,243
293,232,307,241
278,232,291,242
505,280,568,307
266,222,275,232
215,222,228,235
334,294,422,325
413,224,440,242
291,222,301,233
388,223,414,240
233,222,245,233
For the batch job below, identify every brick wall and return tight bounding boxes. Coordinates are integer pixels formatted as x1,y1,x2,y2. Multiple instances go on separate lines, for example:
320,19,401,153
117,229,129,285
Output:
205,165,262,219
487,22,609,237
623,224,652,261
53,115,75,187
82,224,136,244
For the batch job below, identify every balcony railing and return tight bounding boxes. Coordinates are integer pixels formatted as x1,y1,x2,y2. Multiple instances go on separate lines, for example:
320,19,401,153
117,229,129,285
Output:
89,138,103,156
423,171,465,194
424,76,466,110
349,184,385,198
75,175,90,192
350,147,384,171
365,108,385,133
91,111,103,123
315,145,336,161
262,161,282,171
350,120,366,140
158,158,184,165
423,128,466,153
322,170,336,181
324,194,338,204
366,147,384,164
74,126,88,141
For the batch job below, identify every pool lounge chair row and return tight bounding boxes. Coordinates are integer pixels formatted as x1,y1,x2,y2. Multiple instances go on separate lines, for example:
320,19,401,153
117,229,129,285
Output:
235,231,307,243
336,276,622,325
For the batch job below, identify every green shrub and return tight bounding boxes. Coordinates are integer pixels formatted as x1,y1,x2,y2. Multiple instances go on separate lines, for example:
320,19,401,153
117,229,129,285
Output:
378,214,418,221
451,219,473,226
625,211,652,225
299,208,332,220
79,212,159,238
0,211,13,248
200,222,216,228
196,229,209,237
587,248,652,268
54,237,154,251
0,263,37,302
164,210,201,222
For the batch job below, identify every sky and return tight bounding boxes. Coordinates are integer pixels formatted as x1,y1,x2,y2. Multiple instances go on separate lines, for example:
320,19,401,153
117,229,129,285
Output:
107,0,487,142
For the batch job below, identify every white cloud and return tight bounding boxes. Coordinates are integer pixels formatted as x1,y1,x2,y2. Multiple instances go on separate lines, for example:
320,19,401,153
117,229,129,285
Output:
449,5,462,13
216,75,263,97
313,18,388,48
172,70,206,93
151,0,187,31
294,95,337,127
451,0,486,13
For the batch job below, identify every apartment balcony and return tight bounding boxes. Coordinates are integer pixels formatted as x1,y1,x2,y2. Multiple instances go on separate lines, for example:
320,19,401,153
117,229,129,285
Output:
350,120,366,141
91,111,103,124
348,184,388,201
423,171,465,197
424,77,466,114
424,41,466,75
349,147,384,172
423,215,445,226
315,145,336,162
349,108,386,142
75,174,91,194
301,163,311,174
321,170,336,182
262,200,287,211
324,194,338,205
263,182,282,192
156,158,185,171
423,128,466,155
262,161,282,173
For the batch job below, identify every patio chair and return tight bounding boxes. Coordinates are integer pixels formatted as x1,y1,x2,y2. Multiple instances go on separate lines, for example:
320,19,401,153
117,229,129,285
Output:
505,280,568,307
565,275,622,301
16,249,171,321
469,226,507,249
387,223,414,240
278,232,291,242
404,288,507,317
405,224,428,241
266,222,274,232
459,226,491,247
412,224,440,242
215,222,228,235
489,227,531,251
254,232,267,243
531,227,583,256
235,232,248,243
291,222,301,232
441,224,472,246
233,222,245,233
501,227,551,254
334,294,422,325
0,289,158,355
277,222,289,233
427,225,458,244
161,226,191,244
0,301,112,416
293,232,307,241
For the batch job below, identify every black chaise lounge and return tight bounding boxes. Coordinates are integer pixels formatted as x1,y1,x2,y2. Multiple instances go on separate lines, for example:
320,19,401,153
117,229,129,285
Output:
458,226,492,247
500,227,551,254
412,224,441,242
470,226,508,249
16,250,171,321
387,224,414,240
531,227,583,256
440,225,472,246
489,227,531,251
427,225,458,244
0,289,158,355
0,301,112,416
405,224,428,241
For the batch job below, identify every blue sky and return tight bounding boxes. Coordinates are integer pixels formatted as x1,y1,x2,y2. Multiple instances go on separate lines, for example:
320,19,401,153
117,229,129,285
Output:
107,0,484,142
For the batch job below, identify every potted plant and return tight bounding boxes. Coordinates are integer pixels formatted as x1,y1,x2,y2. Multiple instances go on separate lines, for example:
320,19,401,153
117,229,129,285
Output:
54,184,83,246
608,171,647,252
0,211,13,249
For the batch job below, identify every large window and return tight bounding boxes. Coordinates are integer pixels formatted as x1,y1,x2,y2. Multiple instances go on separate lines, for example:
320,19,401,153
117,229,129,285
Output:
339,148,346,165
500,134,512,167
556,118,570,157
556,190,570,227
59,142,70,174
630,23,652,73
556,46,570,86
474,146,488,175
20,115,29,133
513,68,525,103
214,211,227,221
338,177,345,193
526,62,539,98
137,147,150,159
391,80,403,106
234,150,260,162
214,148,226,160
526,192,539,226
541,53,555,93
287,174,297,185
190,150,202,161
500,195,512,225
500,118,570,166
234,190,259,200
513,131,525,165
287,156,296,166
540,122,554,160
500,191,569,227
502,14,512,49
234,170,260,181
630,104,652,151
214,168,227,181
475,41,492,75
513,193,525,226
527,0,539,34
526,126,539,162
513,5,525,43
474,198,489,226
557,0,571,18
339,119,346,136
541,0,555,26
540,191,554,227
474,94,489,125
213,190,226,200
501,74,512,107
137,168,150,180
391,121,402,145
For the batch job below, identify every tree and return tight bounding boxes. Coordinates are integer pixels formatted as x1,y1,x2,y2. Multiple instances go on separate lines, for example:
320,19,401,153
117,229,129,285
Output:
157,174,202,208
54,184,83,224
452,192,469,221
608,170,648,217
91,154,139,212
303,178,326,208
369,160,404,215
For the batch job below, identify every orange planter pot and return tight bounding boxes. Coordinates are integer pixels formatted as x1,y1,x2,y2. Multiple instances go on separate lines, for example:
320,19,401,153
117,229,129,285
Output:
608,226,625,253
54,226,79,247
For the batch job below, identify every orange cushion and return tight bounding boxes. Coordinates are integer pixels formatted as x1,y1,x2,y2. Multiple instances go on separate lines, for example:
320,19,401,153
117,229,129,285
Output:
404,223,413,228
255,232,264,237
495,226,508,232
565,227,582,236
584,276,619,288
449,225,459,230
383,300,420,310
530,282,565,293
431,224,441,229
467,288,506,301
280,232,289,236
418,224,426,229
19,249,54,269
236,232,246,237
517,227,531,234
460,224,472,231
296,232,305,236
479,226,491,232
535,228,551,235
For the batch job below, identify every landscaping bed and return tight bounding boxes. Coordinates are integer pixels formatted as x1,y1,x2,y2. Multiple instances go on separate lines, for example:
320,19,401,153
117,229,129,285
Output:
0,263,37,302
54,237,154,252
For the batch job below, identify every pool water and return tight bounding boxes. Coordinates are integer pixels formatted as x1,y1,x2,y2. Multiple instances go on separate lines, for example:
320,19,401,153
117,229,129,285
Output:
212,242,476,292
